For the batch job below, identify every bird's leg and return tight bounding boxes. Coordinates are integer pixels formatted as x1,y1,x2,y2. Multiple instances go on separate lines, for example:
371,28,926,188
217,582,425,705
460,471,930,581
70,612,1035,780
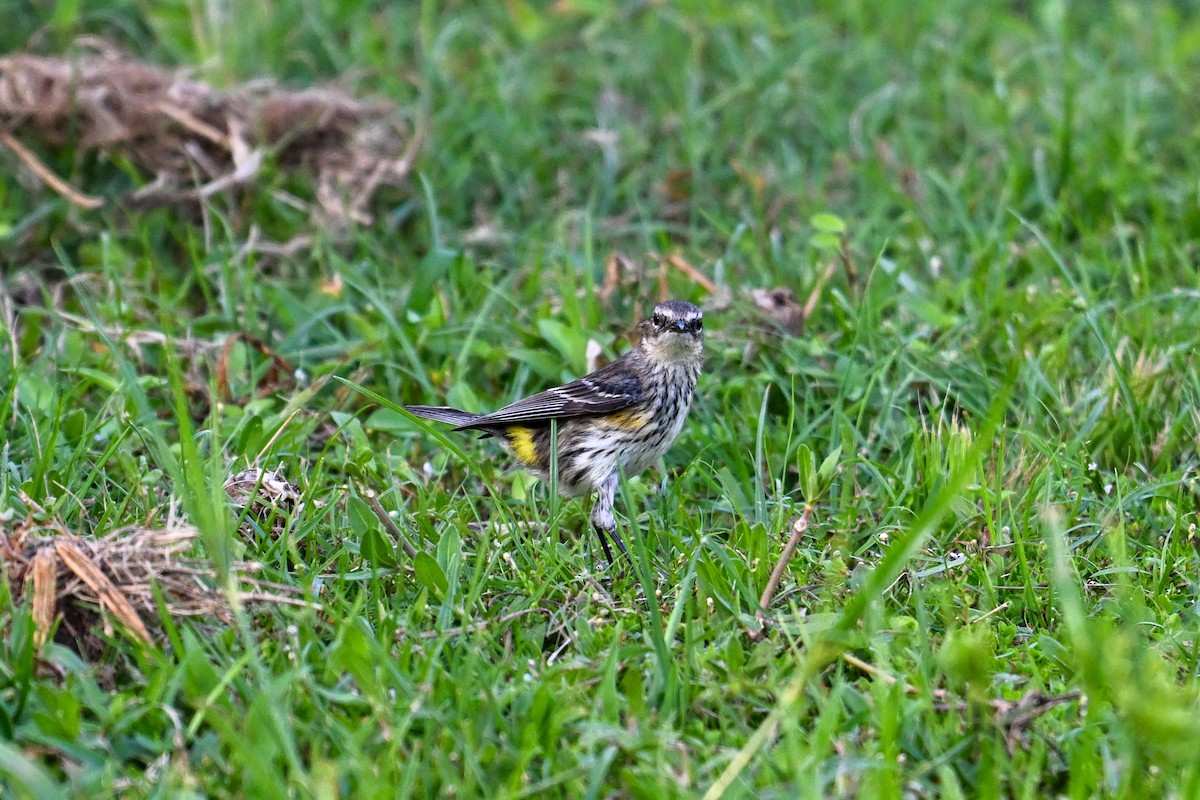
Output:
590,474,627,566
594,523,616,566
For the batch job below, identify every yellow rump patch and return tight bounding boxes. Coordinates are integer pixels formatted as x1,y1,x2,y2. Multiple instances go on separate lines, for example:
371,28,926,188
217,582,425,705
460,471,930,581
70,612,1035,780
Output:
504,426,539,466
606,410,649,430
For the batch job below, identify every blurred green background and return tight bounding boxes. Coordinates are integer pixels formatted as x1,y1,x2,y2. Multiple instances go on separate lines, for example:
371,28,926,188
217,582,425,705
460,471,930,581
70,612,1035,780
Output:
3,1,1200,798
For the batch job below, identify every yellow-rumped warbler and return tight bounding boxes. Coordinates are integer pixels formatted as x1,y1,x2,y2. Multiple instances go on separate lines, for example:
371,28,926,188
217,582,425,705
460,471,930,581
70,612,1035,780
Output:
405,300,703,564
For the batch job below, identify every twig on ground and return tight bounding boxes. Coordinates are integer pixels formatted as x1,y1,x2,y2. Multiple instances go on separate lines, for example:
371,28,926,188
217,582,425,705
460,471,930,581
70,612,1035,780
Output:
667,252,717,294
749,507,811,640
362,487,419,558
0,128,104,209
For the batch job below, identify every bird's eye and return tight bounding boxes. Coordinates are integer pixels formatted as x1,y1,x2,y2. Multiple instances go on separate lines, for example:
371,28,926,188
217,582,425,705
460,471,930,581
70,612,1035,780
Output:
694,319,703,331
652,313,664,327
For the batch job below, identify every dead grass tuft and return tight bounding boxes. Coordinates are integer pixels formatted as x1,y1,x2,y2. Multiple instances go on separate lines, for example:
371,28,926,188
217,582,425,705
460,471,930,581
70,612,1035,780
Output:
3,512,306,659
0,46,420,224
225,467,308,543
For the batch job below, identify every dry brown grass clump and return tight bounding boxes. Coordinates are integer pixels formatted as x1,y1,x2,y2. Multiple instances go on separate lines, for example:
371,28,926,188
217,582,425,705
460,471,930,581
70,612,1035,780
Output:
3,514,303,659
225,466,309,543
0,44,419,224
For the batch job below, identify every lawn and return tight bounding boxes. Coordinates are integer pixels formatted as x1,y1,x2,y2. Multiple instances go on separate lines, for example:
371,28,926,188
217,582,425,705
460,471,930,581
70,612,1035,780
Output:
3,1,1200,797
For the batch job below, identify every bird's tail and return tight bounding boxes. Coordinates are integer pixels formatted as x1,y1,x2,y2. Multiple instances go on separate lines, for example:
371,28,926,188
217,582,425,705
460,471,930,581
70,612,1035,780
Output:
404,405,483,429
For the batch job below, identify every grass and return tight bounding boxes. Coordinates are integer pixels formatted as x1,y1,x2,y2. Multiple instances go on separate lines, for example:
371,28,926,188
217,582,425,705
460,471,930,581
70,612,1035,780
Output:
4,0,1200,796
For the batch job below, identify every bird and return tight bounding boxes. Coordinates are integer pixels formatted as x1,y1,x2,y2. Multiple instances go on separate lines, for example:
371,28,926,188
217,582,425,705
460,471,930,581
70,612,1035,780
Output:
404,299,704,565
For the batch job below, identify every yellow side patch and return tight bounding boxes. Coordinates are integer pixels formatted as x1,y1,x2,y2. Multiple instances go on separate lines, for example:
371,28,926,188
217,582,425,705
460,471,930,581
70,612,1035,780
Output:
606,410,649,430
504,426,539,466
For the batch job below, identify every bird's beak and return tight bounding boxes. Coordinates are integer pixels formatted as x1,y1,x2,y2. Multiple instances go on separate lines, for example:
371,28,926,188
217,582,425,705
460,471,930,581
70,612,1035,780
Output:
674,320,687,332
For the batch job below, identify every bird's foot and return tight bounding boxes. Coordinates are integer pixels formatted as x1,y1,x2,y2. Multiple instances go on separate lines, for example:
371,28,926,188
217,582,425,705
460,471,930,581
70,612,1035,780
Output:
592,522,630,574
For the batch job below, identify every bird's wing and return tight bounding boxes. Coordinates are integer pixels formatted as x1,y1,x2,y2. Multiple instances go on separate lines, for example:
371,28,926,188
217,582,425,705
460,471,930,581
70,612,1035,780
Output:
456,365,642,429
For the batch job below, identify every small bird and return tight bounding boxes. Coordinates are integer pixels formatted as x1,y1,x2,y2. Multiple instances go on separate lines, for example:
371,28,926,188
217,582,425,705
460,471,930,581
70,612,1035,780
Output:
405,300,704,564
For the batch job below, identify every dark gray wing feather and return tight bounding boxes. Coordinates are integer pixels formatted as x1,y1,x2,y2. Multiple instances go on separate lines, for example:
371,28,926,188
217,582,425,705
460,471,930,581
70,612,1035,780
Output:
455,364,642,429
404,405,482,427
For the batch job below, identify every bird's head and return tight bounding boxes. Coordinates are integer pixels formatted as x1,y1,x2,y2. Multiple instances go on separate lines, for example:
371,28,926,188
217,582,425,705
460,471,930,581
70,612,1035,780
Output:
638,300,704,366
